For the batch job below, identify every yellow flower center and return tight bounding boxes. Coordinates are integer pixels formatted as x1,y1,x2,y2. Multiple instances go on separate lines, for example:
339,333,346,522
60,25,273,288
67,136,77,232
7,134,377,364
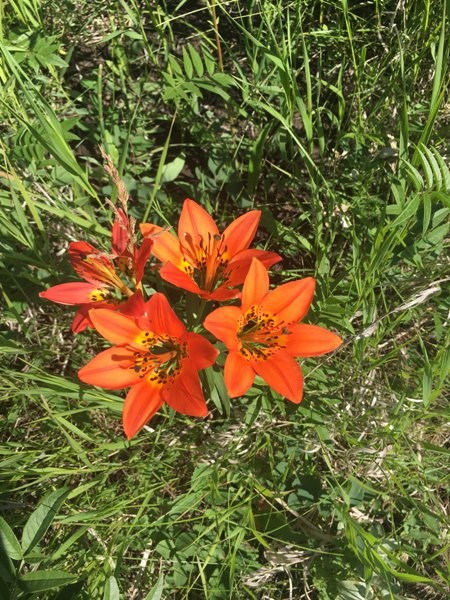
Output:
181,232,230,291
237,306,288,361
80,253,135,297
131,333,188,384
88,287,126,303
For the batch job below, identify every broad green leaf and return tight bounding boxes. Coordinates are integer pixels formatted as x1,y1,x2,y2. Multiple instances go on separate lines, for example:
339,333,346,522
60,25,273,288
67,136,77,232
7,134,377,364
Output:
22,487,69,554
168,55,183,77
17,570,77,593
100,29,143,43
103,575,120,600
0,545,16,583
337,580,367,600
161,156,185,183
0,517,22,560
0,579,10,599
144,574,164,600
210,72,236,87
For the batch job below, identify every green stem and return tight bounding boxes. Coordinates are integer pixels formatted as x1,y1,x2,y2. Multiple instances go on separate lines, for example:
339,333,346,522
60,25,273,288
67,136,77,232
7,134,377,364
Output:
196,298,208,325
209,0,224,72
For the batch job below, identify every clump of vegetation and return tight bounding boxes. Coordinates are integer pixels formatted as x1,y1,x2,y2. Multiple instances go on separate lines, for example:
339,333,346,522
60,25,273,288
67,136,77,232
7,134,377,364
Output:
0,1,448,598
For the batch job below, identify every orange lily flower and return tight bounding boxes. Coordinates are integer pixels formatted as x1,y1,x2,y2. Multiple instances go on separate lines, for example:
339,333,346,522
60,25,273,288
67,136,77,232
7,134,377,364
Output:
140,199,281,301
203,258,342,403
40,209,153,333
78,292,219,439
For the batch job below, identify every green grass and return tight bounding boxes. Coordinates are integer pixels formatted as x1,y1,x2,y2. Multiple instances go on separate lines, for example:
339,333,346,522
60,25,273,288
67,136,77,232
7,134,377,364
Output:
1,0,449,598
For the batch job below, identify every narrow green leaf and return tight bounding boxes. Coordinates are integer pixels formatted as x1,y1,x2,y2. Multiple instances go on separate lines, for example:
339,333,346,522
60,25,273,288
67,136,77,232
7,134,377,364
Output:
296,95,313,143
51,526,89,561
414,0,449,152
431,146,450,191
400,158,424,192
196,80,230,101
254,100,318,179
0,517,22,560
168,55,183,77
202,45,216,76
188,43,204,78
422,195,431,234
390,194,421,228
0,45,96,198
420,144,443,190
248,124,271,195
142,113,176,223
422,363,433,407
17,570,77,593
182,47,193,79
22,487,69,554
265,52,286,72
417,147,434,189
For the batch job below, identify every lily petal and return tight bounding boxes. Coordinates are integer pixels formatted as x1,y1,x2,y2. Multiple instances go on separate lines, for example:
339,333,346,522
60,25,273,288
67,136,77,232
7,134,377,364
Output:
164,369,208,417
185,332,219,370
40,282,100,305
261,277,315,325
111,208,130,255
140,222,164,238
78,347,140,389
204,286,241,302
68,241,116,285
119,291,147,317
123,379,164,439
222,210,260,256
286,324,343,357
89,309,143,346
178,199,219,248
227,249,281,286
134,237,153,283
224,351,255,397
145,293,186,338
159,262,203,295
71,309,91,333
143,226,183,266
241,258,270,312
252,350,304,403
203,306,242,350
